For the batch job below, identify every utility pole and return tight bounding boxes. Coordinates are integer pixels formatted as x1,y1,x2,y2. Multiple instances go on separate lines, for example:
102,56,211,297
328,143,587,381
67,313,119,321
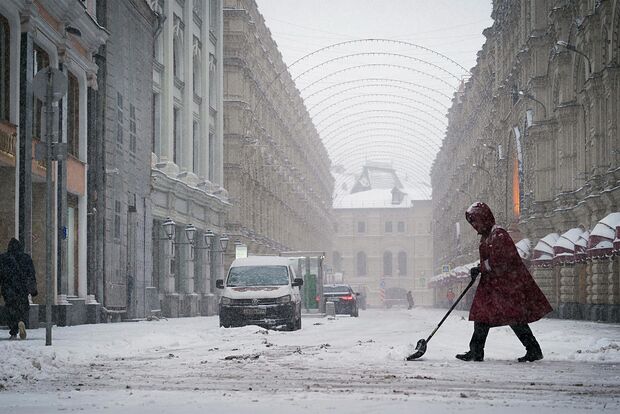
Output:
33,67,67,346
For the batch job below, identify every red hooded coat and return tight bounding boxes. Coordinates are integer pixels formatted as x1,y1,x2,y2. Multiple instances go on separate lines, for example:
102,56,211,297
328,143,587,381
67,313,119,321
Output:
466,203,552,326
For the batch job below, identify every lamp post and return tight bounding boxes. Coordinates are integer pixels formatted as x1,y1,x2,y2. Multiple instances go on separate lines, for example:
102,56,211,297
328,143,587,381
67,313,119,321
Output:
517,90,547,119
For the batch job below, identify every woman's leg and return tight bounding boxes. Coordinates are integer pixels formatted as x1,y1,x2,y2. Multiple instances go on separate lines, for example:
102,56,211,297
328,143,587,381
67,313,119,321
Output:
511,324,543,362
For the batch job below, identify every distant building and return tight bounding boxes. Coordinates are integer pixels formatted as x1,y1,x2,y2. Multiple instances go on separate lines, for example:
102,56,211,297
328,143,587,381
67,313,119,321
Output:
332,164,434,307
222,0,334,261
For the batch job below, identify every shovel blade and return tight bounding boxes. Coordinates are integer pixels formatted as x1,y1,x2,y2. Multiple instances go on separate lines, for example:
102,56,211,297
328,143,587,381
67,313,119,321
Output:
406,338,427,361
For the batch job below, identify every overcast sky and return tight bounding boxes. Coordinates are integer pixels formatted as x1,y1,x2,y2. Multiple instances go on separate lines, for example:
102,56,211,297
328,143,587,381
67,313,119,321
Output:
255,0,493,73
253,1,494,199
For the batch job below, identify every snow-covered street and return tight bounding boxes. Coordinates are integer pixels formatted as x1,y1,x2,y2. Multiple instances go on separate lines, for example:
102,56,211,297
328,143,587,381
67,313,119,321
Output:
1,308,619,413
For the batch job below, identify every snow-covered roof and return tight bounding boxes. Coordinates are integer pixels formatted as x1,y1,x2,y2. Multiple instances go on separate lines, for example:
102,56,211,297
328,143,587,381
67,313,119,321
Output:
532,233,560,262
588,212,620,256
515,238,532,260
333,187,429,209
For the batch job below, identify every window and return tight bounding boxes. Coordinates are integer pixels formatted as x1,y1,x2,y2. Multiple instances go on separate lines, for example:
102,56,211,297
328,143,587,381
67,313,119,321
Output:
114,201,121,239
209,53,217,109
67,72,79,157
192,121,200,173
193,37,201,96
385,221,392,233
357,221,366,233
397,221,405,232
356,252,367,276
383,251,392,276
398,252,407,276
0,15,10,121
173,16,183,80
209,0,218,32
32,45,50,140
129,104,137,154
208,131,215,180
173,107,181,164
152,92,160,155
116,92,123,146
333,251,342,272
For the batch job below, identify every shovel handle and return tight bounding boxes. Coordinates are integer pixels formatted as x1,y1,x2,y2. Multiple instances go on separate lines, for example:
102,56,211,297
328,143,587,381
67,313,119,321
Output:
425,277,476,343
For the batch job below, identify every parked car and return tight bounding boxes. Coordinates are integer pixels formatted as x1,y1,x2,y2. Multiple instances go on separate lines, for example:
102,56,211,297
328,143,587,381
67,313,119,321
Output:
217,256,303,330
321,284,359,317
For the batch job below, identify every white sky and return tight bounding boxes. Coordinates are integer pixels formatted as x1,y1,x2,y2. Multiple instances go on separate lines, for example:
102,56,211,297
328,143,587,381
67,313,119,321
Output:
254,1,494,200
255,0,494,71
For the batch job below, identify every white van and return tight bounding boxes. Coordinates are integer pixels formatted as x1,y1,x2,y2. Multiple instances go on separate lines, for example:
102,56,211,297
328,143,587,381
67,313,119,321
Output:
216,256,304,330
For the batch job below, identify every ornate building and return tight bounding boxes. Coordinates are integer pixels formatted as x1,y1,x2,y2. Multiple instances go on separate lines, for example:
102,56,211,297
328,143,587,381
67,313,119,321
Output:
0,0,107,325
333,164,434,307
149,0,229,318
431,0,619,322
223,0,334,261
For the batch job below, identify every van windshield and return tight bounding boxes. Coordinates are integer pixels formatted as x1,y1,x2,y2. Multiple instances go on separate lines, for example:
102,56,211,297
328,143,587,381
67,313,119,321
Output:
227,266,290,287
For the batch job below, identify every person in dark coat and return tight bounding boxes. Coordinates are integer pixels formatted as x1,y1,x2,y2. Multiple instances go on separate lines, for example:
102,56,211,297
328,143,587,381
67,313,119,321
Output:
456,202,552,362
0,238,37,340
406,290,414,309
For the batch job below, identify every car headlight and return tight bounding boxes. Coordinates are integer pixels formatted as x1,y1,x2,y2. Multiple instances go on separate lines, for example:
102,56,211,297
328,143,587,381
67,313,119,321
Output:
220,296,232,305
275,295,291,304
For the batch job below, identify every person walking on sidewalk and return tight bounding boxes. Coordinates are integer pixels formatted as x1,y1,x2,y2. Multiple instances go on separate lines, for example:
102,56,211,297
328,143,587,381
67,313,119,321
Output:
456,202,552,362
406,290,414,310
0,238,37,340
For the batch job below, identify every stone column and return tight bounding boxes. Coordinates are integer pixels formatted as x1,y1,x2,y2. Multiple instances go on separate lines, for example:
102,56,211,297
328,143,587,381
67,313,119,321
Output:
588,257,611,321
532,266,555,315
608,257,620,322
558,263,579,319
182,0,193,172
160,0,174,162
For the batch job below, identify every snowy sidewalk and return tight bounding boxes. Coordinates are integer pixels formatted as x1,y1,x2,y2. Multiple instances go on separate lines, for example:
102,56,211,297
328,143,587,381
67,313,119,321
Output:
1,308,619,413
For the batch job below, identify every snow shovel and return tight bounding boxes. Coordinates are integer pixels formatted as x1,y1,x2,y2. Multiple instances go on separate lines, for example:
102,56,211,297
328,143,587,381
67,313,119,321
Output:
406,275,477,361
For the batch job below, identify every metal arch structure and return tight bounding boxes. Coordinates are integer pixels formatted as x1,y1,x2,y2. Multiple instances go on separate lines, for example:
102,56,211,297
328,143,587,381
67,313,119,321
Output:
293,52,463,83
317,109,446,142
325,131,440,160
328,142,435,179
331,150,434,181
306,85,448,114
309,93,448,123
285,38,470,74
304,78,453,101
313,101,447,133
299,63,457,93
329,140,436,168
321,116,444,145
322,121,443,149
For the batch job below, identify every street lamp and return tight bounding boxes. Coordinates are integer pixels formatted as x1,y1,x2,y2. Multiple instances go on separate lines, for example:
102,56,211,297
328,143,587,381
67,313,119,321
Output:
160,218,196,245
201,229,229,252
516,90,547,119
556,41,592,75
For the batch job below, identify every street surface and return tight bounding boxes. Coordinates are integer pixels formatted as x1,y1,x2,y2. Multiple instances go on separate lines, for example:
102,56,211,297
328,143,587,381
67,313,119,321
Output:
1,308,619,413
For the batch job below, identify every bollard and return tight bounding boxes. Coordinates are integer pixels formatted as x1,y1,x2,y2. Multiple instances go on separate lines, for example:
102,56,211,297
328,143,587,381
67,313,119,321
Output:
326,301,336,317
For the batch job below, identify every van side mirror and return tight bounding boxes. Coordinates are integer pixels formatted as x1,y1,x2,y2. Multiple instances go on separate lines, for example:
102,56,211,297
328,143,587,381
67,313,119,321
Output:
216,279,224,289
292,278,304,287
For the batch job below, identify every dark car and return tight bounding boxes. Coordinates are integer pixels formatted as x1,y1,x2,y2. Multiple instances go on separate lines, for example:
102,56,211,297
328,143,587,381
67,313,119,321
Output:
321,284,359,317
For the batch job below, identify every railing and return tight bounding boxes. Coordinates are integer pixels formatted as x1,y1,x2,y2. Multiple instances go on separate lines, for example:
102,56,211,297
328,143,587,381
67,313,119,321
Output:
0,121,17,159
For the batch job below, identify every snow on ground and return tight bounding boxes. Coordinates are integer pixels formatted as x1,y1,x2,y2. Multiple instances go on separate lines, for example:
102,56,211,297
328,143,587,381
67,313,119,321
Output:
1,307,619,413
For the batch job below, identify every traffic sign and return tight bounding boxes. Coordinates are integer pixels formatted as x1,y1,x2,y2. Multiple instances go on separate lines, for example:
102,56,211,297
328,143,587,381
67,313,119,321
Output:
33,67,67,103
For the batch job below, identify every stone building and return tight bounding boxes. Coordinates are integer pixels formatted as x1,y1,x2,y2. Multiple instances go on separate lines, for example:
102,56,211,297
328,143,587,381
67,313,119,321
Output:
149,0,229,318
223,0,334,262
431,0,619,322
332,164,434,307
0,0,107,325
88,0,157,321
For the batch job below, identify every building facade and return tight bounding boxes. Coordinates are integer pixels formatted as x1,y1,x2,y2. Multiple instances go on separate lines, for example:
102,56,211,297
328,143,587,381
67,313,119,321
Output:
223,0,334,262
431,0,619,321
149,0,229,318
0,0,107,325
88,0,157,321
333,165,434,307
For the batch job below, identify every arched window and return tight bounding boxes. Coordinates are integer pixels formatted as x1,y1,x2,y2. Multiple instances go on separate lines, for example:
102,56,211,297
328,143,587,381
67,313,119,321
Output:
0,14,10,121
333,251,342,273
356,252,366,276
398,251,407,276
383,251,392,276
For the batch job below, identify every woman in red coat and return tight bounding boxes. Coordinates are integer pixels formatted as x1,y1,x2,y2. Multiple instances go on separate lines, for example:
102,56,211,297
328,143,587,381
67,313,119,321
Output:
457,202,552,362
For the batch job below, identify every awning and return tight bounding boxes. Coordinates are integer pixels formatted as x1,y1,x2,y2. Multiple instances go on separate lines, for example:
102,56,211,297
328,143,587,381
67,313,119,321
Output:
588,212,620,257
